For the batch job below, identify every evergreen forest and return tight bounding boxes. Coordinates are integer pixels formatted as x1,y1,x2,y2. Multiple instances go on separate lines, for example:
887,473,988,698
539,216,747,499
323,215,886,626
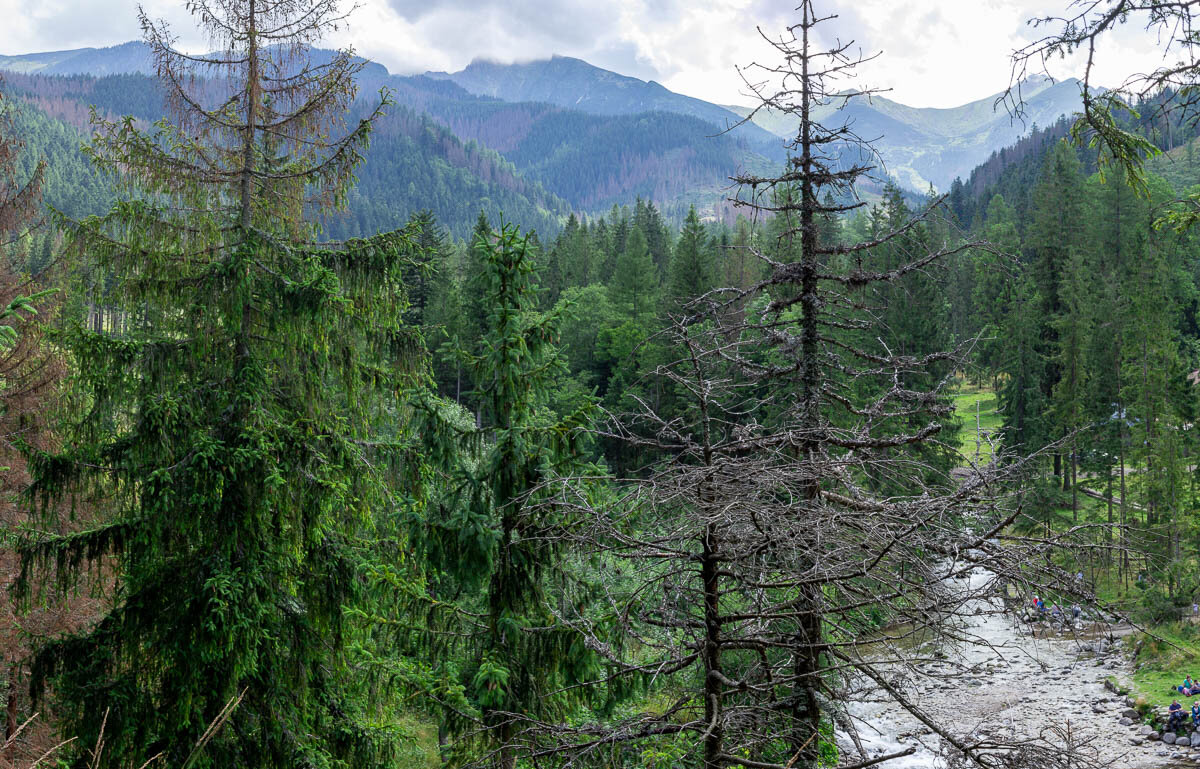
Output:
7,2,1200,769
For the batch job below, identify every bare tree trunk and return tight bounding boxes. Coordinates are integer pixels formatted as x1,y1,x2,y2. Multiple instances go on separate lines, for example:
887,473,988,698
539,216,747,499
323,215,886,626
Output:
701,523,723,769
1106,468,1113,566
1071,447,1078,522
792,10,824,765
1120,437,1129,587
239,0,260,231
5,663,18,765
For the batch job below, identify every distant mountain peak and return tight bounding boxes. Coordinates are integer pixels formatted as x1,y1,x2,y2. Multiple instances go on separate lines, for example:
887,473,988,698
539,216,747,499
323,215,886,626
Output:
425,55,784,160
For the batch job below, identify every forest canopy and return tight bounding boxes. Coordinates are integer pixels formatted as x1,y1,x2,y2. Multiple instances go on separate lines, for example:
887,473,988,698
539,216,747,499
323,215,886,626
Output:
3,2,1200,769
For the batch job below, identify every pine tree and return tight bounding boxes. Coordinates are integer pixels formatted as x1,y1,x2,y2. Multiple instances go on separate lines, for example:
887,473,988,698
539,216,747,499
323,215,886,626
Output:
17,3,425,767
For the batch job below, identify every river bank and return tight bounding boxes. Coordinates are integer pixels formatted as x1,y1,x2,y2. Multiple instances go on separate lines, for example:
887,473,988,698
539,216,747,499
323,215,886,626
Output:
839,567,1175,769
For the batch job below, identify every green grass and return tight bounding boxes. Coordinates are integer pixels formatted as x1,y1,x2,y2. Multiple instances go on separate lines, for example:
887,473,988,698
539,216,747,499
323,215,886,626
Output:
1132,669,1195,709
394,717,444,768
952,380,1002,464
1125,623,1200,708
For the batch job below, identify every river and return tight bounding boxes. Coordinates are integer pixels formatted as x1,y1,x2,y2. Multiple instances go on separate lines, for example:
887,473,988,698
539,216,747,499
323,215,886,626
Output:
839,566,1170,769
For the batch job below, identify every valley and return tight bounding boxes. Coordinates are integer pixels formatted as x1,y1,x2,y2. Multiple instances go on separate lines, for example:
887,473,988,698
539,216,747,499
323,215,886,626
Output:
1,2,1199,769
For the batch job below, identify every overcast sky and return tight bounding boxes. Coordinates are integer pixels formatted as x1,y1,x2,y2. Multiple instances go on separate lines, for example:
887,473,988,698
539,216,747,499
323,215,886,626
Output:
0,0,1165,108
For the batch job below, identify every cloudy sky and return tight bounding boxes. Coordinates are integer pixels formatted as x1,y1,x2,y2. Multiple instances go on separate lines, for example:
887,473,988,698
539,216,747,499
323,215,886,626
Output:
0,0,1165,108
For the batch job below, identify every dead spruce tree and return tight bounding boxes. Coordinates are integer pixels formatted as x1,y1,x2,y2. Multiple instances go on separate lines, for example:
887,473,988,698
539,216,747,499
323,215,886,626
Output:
516,5,1114,769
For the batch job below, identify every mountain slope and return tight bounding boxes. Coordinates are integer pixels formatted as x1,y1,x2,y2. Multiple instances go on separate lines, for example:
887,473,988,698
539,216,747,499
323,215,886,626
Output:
726,75,1084,192
0,41,154,76
381,74,770,215
1,44,779,221
425,56,784,161
2,71,571,238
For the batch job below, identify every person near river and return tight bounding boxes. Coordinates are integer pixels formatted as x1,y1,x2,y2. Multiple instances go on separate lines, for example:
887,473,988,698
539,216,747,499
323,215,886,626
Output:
1181,677,1196,695
1170,700,1186,732
1071,604,1081,621
1191,700,1200,728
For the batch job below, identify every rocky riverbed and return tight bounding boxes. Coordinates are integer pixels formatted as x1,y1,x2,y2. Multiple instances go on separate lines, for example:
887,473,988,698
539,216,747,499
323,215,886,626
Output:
838,568,1176,769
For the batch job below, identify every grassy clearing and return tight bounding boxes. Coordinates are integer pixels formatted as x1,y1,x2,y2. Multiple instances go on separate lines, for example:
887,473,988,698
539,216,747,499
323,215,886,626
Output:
395,717,443,768
1128,623,1200,707
952,380,1002,465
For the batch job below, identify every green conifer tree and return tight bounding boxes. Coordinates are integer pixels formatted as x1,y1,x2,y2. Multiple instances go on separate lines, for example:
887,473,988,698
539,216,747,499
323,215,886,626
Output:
460,224,597,768
610,226,659,323
18,3,425,767
667,205,716,306
1052,247,1092,512
1028,140,1086,480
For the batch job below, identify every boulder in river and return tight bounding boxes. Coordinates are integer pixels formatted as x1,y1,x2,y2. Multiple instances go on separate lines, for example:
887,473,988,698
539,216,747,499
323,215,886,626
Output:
1163,732,1177,744
1139,725,1154,736
1149,731,1161,741
1120,717,1133,726
1122,708,1139,719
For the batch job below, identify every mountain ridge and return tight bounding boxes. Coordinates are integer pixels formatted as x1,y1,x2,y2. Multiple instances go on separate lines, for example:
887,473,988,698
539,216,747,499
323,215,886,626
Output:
0,41,1086,219
425,55,785,161
720,74,1084,191
0,43,780,221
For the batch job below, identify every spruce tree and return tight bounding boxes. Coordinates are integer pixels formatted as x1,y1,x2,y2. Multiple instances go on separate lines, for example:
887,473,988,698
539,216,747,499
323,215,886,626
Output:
1052,247,1091,514
667,205,716,307
633,197,672,273
403,208,451,327
610,226,658,323
1028,140,1085,480
17,3,424,767
454,224,597,768
1000,276,1050,456
974,195,1020,382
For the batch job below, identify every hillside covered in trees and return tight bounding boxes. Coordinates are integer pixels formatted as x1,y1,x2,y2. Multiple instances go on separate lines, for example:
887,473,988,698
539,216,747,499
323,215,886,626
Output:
7,1,1200,769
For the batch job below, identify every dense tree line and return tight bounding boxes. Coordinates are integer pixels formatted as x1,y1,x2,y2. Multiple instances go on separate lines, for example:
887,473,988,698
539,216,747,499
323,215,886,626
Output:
6,0,1196,768
2,66,780,239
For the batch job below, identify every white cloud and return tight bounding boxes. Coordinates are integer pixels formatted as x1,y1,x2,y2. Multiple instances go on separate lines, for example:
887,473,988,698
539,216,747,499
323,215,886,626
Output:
0,0,1170,109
